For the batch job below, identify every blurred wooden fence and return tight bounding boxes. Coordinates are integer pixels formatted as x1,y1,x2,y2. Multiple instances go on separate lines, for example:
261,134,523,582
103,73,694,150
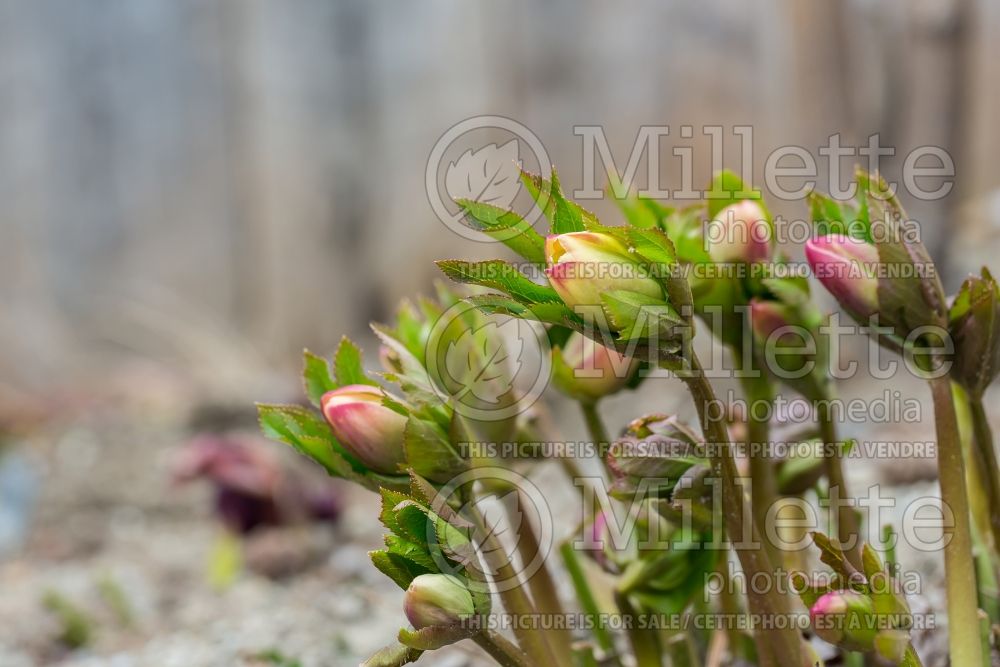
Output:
1,0,998,387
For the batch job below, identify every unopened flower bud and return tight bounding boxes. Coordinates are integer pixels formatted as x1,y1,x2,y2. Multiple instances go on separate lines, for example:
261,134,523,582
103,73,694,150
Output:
949,267,1000,398
321,385,408,474
552,333,638,402
545,232,663,309
805,235,879,321
749,299,794,342
809,590,878,651
706,200,772,263
403,574,476,629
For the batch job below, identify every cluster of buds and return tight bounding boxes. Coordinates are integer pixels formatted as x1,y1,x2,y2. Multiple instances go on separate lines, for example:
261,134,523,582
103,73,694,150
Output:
596,414,717,615
808,589,913,663
804,172,950,359
605,414,708,501
259,284,544,495
797,537,916,664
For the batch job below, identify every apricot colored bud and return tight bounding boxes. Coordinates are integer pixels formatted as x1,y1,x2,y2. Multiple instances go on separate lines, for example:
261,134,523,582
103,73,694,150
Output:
706,200,772,263
805,235,879,320
403,574,476,629
545,232,662,309
321,385,408,474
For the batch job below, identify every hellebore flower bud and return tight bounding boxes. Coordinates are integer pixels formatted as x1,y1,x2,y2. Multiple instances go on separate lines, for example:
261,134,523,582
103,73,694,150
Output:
403,574,476,629
805,235,879,321
949,267,1000,398
809,590,878,651
749,299,794,342
706,200,772,263
321,385,408,474
607,415,707,499
552,332,638,402
545,232,663,309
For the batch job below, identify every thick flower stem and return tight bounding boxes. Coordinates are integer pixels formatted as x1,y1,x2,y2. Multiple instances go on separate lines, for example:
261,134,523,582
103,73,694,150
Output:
581,402,610,449
559,542,621,665
738,371,783,570
503,492,575,667
928,375,985,666
581,403,663,665
614,589,661,667
466,499,559,666
816,400,862,571
968,396,1000,554
674,353,802,667
474,629,534,667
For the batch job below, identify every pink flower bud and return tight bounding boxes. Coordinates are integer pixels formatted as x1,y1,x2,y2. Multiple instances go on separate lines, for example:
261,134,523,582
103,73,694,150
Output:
553,333,637,402
809,590,878,651
805,235,879,320
545,232,663,309
320,385,408,474
748,299,794,342
706,200,772,263
403,574,476,629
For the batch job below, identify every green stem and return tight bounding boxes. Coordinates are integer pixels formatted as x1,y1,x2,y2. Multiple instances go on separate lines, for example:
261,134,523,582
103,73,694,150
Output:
581,402,610,449
559,542,620,663
968,396,1000,554
504,493,575,667
816,399,862,571
467,498,557,666
674,353,802,667
740,375,783,569
614,589,661,667
474,630,534,667
715,554,746,662
928,375,984,666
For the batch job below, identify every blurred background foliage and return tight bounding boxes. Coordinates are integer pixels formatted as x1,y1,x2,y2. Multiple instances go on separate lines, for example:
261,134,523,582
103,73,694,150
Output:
2,0,999,402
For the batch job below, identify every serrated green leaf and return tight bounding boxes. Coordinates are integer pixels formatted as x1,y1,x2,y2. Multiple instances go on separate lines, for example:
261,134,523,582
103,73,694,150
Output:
456,199,546,266
436,259,559,305
370,549,415,589
302,350,336,407
334,337,376,387
394,501,435,545
601,290,685,346
380,488,416,533
464,293,579,327
812,531,862,584
403,416,467,483
257,403,357,475
386,535,437,571
520,168,596,234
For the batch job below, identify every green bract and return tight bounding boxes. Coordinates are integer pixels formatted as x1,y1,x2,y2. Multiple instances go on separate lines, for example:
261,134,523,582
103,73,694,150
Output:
949,267,1000,398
